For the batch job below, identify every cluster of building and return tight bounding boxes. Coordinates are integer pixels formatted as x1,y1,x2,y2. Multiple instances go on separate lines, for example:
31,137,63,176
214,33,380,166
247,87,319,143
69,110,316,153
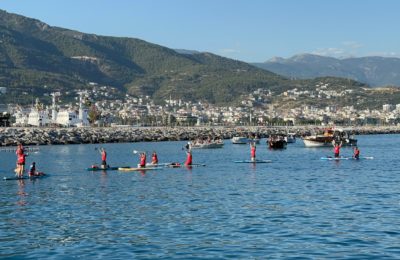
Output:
2,81,400,127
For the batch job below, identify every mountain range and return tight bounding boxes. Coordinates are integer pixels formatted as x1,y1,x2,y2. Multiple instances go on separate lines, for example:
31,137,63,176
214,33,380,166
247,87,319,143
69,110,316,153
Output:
252,54,400,87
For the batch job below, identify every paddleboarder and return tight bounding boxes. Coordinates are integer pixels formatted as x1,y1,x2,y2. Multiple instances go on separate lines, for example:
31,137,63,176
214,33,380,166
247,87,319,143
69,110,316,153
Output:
353,146,360,159
138,152,147,168
100,148,107,169
184,149,192,166
151,151,158,165
333,142,342,158
250,142,256,162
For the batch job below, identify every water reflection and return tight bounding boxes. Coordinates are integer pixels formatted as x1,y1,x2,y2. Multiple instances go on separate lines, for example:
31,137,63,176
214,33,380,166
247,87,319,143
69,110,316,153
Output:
16,179,28,206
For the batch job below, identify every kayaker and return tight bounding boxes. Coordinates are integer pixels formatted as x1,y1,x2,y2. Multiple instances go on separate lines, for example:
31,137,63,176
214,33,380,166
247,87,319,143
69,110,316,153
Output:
353,146,360,159
100,148,107,169
333,143,342,158
151,151,158,165
250,142,256,162
138,152,147,168
184,149,192,166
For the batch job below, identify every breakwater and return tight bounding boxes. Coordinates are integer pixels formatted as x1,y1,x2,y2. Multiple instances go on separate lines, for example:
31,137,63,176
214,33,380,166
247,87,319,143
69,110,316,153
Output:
1,126,400,146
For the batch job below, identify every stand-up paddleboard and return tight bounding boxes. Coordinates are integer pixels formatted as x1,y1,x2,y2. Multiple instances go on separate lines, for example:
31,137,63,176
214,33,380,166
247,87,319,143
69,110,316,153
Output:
321,156,374,161
86,166,129,171
3,174,48,181
166,163,206,168
234,160,272,163
145,162,176,167
118,167,164,171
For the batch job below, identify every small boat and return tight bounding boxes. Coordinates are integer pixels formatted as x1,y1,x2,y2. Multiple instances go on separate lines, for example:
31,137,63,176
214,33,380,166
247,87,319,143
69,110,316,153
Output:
332,128,358,146
190,140,224,149
231,136,249,144
268,135,287,149
303,128,334,147
284,133,296,143
231,136,260,144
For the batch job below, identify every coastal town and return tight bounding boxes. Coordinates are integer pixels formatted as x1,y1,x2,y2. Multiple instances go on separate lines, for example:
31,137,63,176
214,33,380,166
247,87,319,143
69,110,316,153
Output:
1,80,400,128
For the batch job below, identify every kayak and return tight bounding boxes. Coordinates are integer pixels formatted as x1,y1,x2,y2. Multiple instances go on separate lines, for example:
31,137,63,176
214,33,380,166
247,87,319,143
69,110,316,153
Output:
234,160,272,163
320,156,374,160
86,166,129,171
3,174,48,181
118,167,164,171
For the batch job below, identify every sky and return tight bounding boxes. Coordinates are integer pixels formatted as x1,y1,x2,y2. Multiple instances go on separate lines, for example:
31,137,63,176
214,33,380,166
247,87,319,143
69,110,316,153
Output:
0,0,399,62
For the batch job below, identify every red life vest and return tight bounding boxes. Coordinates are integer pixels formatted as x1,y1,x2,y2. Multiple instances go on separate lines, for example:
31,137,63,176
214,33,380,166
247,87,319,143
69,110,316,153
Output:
185,153,192,165
140,154,146,167
152,154,158,164
354,149,360,156
18,154,26,164
334,146,340,154
101,151,107,161
251,147,256,157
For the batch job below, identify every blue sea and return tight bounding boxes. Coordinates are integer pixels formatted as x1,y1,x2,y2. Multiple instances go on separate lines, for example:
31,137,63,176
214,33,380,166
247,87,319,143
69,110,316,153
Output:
1,134,400,259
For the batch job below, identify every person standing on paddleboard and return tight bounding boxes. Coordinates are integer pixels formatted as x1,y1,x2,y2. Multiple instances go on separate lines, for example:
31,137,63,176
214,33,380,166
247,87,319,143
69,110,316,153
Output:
139,152,147,168
100,148,107,169
333,142,342,158
250,142,256,162
353,146,360,159
184,149,192,166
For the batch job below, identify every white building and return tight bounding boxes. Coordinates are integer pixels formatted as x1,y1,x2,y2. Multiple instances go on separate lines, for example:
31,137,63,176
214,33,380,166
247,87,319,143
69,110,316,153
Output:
27,109,51,126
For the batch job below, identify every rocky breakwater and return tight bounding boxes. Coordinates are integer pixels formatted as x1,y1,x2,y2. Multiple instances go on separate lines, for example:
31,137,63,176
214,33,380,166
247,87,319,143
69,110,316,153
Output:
0,126,399,146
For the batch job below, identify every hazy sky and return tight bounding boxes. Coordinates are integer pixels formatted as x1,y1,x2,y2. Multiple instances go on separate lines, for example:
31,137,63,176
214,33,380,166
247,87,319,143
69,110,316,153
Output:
0,0,399,62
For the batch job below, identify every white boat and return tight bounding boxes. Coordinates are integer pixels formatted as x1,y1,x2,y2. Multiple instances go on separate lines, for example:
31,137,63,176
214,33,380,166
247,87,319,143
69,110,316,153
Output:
190,141,224,149
232,136,260,144
284,133,296,143
302,128,334,147
232,136,249,144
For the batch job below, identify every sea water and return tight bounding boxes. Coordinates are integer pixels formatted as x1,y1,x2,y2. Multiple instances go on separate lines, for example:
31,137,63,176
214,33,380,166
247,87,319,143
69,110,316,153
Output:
1,134,400,259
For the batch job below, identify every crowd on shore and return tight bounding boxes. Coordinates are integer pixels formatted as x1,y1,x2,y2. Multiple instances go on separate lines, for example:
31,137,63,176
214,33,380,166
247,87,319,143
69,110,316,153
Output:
0,125,400,147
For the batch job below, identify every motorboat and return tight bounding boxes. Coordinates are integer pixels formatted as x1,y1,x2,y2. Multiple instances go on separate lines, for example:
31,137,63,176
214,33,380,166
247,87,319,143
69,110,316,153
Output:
302,128,334,147
332,128,358,146
284,133,296,143
190,140,224,149
268,135,287,149
232,136,249,144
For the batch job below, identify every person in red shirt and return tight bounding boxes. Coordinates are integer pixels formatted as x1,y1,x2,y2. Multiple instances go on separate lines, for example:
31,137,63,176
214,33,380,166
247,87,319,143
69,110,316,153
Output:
139,152,147,168
250,142,256,162
353,146,360,159
100,148,107,169
184,149,192,166
333,143,342,158
16,153,27,178
151,151,158,165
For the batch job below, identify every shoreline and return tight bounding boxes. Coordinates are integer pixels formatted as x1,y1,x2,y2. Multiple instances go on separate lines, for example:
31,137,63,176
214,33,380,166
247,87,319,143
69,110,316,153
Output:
1,125,400,146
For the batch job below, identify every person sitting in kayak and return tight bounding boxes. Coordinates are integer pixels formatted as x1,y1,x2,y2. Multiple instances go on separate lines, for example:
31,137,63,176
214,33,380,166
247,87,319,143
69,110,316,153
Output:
184,149,192,166
138,152,146,168
151,151,158,165
333,143,342,158
100,148,107,169
353,146,360,159
250,142,256,162
28,162,45,177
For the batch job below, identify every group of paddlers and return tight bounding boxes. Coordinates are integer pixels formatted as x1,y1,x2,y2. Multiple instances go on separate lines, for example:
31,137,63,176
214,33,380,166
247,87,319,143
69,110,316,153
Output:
14,144,45,178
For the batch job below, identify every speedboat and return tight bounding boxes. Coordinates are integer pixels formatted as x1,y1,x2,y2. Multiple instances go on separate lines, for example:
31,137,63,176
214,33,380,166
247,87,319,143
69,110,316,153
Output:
284,133,296,143
232,136,249,144
302,128,334,147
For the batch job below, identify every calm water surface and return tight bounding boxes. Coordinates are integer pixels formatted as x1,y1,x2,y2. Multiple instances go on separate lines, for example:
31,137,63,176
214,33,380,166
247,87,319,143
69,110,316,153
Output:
1,134,400,259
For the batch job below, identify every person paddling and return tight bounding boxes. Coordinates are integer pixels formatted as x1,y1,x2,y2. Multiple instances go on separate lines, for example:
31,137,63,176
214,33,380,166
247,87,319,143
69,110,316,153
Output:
28,162,45,177
353,146,360,159
16,152,27,178
333,142,342,158
100,148,107,169
250,142,256,162
138,152,147,168
151,151,158,165
184,149,192,166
